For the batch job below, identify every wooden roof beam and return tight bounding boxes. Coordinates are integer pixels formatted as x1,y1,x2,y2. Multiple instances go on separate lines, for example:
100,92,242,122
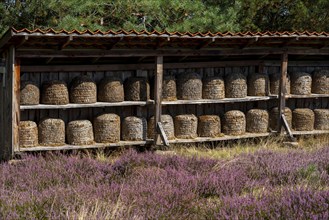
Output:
196,38,215,49
241,37,258,49
154,37,170,49
106,37,123,50
17,35,29,48
319,42,329,49
59,36,73,50
280,37,299,47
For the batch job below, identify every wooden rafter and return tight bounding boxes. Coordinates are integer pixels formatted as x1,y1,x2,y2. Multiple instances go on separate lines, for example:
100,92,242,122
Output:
59,36,73,50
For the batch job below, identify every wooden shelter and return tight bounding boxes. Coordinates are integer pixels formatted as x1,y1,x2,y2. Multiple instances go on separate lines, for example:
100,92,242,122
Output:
0,28,328,160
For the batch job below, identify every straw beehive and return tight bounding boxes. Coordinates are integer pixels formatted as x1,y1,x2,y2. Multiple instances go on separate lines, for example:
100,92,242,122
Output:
291,72,312,95
41,80,69,105
20,81,39,105
122,116,147,141
98,77,124,102
162,75,177,101
174,114,198,139
198,115,221,137
314,109,329,130
248,74,268,96
19,121,38,147
246,109,269,133
225,73,247,98
269,73,291,95
38,118,65,146
202,76,225,99
124,77,150,101
292,108,314,131
269,107,292,131
177,73,202,100
312,69,329,94
93,113,120,143
70,76,97,104
147,115,175,140
67,120,94,145
223,110,246,135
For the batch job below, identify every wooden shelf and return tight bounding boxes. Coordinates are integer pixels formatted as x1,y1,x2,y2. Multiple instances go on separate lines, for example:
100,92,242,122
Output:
169,133,271,144
162,96,275,105
286,94,329,99
17,140,152,152
20,101,153,110
292,130,329,136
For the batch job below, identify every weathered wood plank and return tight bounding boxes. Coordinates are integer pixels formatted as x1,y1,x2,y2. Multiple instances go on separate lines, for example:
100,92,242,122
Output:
277,53,288,133
154,56,163,145
13,57,20,152
292,130,329,135
17,140,152,152
20,101,152,110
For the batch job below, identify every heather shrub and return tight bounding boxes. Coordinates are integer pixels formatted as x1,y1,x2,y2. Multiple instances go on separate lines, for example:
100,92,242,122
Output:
0,147,328,219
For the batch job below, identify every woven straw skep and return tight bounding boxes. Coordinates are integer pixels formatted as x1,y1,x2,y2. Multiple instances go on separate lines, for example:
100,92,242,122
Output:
20,81,39,105
70,76,97,104
98,77,124,102
147,115,175,140
292,108,314,131
314,109,329,130
162,75,177,101
269,107,292,131
67,120,94,145
94,114,120,143
291,72,312,95
38,118,65,146
312,69,329,94
177,73,202,100
225,73,247,98
41,80,69,105
202,76,225,99
122,116,147,141
270,73,291,95
174,114,198,139
248,74,269,96
124,77,150,101
19,121,38,147
246,109,269,133
198,115,221,137
223,110,246,135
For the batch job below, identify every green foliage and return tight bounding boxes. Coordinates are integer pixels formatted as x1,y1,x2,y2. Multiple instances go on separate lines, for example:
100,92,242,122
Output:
0,0,328,35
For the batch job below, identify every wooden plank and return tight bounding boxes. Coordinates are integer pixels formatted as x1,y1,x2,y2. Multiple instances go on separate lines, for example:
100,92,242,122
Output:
277,53,288,133
21,60,263,72
282,114,295,141
286,94,329,99
157,122,169,146
292,130,329,135
17,140,152,152
15,48,329,58
162,96,275,105
20,101,152,110
13,57,20,152
154,56,163,145
169,133,271,144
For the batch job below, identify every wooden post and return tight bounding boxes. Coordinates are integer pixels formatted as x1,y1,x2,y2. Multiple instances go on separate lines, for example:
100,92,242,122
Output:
277,53,288,133
154,56,163,145
0,46,19,160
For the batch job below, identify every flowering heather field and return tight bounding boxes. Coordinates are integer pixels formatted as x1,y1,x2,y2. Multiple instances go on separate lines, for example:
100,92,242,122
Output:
0,144,329,219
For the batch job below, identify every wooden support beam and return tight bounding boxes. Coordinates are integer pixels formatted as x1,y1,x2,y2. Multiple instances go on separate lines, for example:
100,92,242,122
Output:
13,57,20,153
196,38,215,49
60,36,73,50
106,37,123,50
157,122,169,146
154,56,163,145
179,56,188,62
16,48,329,58
46,57,54,64
154,37,170,49
241,37,258,49
280,37,299,47
282,114,296,141
91,57,100,64
277,53,288,133
17,35,29,48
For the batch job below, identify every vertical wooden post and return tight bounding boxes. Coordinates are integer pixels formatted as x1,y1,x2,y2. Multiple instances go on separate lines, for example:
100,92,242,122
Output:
13,57,21,152
154,56,163,145
0,46,18,160
277,53,288,133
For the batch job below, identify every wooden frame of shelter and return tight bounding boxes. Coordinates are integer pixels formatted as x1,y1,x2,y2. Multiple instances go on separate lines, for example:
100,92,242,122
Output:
0,28,328,160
